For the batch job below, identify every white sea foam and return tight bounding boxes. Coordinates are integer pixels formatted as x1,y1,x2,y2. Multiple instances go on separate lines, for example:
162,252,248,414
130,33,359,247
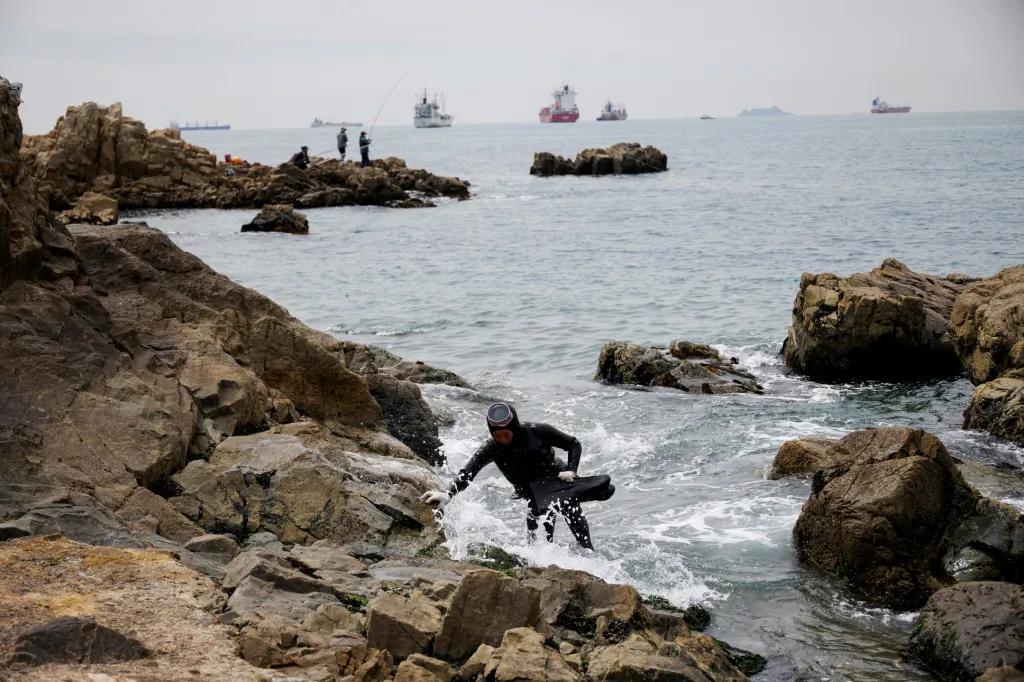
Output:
637,493,803,548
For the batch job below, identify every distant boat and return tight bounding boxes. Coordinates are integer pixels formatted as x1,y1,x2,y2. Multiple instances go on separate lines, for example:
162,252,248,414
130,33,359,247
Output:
170,120,230,131
871,97,911,114
738,106,793,117
700,114,714,120
414,89,453,128
597,99,627,121
311,118,363,128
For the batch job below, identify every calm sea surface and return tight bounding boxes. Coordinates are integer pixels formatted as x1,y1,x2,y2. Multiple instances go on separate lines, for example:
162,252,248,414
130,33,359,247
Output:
144,112,1024,681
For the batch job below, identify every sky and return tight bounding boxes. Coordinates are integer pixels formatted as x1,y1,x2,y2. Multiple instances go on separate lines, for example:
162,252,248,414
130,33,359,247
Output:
2,0,1022,132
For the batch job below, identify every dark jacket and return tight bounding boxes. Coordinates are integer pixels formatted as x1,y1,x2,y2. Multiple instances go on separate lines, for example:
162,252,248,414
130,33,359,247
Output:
447,422,582,499
359,135,371,151
290,150,310,169
337,132,348,148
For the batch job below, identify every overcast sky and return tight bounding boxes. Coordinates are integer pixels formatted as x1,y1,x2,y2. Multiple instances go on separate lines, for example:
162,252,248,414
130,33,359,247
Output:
2,0,1022,132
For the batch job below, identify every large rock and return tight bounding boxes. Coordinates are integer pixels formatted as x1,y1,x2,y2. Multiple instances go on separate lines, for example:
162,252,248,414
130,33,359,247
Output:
521,566,646,633
767,437,837,479
586,633,748,682
793,427,977,609
480,628,581,682
531,143,668,176
433,569,541,661
366,594,443,661
56,190,118,226
782,259,967,382
240,203,309,234
906,581,1024,681
945,497,1024,584
12,617,148,664
963,375,1024,448
596,340,763,395
366,373,445,465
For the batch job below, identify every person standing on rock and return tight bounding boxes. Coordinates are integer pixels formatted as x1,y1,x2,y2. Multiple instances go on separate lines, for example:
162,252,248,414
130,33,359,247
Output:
420,403,614,550
359,131,372,168
290,146,311,170
337,127,348,163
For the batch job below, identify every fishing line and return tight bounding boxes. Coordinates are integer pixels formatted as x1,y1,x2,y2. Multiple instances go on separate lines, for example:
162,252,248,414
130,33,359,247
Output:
368,67,417,140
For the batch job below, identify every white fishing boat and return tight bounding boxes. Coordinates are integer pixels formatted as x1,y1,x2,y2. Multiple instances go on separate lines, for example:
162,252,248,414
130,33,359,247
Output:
414,89,453,128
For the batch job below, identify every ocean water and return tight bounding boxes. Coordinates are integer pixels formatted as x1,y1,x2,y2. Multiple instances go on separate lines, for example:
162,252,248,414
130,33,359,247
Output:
147,112,1024,681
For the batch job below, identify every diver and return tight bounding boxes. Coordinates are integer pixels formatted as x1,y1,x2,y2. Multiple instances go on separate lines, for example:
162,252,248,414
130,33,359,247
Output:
290,146,310,170
359,132,372,168
337,127,348,163
420,403,614,549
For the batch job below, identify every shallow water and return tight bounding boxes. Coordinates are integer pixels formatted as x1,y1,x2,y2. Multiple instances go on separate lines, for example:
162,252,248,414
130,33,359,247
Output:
150,112,1024,681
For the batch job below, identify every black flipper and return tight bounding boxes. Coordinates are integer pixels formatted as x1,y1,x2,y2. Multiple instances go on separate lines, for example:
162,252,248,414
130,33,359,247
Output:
528,475,614,511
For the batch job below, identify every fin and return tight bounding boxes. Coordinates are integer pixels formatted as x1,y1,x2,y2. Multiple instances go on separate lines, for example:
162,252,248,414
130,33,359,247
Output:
528,475,613,511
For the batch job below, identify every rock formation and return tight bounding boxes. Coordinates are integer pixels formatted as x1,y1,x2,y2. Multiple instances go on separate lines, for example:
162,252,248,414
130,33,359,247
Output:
55,191,118,226
530,143,668,177
789,427,1024,610
21,102,470,212
782,259,967,382
906,581,1024,681
241,203,310,234
596,340,764,394
950,265,1024,447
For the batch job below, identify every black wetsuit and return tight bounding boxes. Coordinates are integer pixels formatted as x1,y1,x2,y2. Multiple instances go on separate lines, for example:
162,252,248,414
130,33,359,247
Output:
447,415,612,549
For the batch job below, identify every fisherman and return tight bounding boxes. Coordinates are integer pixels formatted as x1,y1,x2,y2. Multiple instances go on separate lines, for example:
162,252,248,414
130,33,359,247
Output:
290,146,310,170
359,132,371,168
337,127,348,163
420,403,614,549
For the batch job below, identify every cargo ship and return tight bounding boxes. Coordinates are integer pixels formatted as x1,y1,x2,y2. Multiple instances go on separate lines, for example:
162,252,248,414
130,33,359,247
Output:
311,118,362,128
170,120,230,131
414,89,453,128
539,84,579,123
597,99,627,121
871,97,910,114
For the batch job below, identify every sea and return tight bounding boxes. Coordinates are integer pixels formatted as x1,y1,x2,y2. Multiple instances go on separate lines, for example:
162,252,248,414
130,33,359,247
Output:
143,112,1024,681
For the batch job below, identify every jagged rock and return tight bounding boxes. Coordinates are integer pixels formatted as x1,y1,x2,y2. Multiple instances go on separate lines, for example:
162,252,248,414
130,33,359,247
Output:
531,143,668,176
56,191,118,226
366,373,445,465
793,427,977,609
222,549,336,595
170,424,436,549
596,340,763,394
366,594,443,661
768,438,838,479
521,566,645,634
455,643,496,681
951,265,1024,384
481,628,580,682
12,616,148,664
586,633,748,682
183,533,241,563
907,581,1024,681
394,654,454,682
433,569,541,661
115,486,204,544
289,540,370,575
945,498,1024,583
240,203,309,234
383,359,472,389
782,259,966,382
964,375,1024,448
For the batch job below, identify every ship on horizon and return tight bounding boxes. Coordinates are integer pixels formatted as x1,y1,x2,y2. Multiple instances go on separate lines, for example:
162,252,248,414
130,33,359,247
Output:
597,99,627,121
311,118,362,128
170,120,230,131
414,89,453,128
871,97,911,114
539,84,579,123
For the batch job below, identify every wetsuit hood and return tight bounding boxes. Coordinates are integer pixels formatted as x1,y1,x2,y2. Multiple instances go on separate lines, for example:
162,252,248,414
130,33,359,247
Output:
487,402,523,441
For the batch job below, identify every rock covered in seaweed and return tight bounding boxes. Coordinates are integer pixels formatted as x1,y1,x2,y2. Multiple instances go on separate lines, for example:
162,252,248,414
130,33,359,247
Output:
531,142,667,176
782,258,966,382
596,340,763,394
240,203,309,234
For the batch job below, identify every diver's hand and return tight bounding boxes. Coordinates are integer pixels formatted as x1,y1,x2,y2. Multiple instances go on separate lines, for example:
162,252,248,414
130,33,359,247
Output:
558,471,576,483
420,490,450,510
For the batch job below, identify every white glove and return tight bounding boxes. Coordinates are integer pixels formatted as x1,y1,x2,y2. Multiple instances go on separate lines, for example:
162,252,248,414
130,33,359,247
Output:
420,490,451,510
558,471,576,483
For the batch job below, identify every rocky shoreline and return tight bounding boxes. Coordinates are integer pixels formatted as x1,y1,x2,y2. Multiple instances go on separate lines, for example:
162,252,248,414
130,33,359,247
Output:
4,76,1024,682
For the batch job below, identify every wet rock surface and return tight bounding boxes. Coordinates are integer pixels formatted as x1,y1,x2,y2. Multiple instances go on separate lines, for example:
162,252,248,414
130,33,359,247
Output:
241,203,310,234
783,258,966,382
596,340,763,394
530,143,668,176
906,581,1024,681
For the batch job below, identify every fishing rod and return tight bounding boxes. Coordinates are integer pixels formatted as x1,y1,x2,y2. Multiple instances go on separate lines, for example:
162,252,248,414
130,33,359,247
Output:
368,66,416,140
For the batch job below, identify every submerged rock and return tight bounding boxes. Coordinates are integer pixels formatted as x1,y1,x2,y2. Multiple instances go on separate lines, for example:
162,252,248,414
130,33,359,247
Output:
240,203,309,234
530,143,668,176
906,581,1024,681
596,340,763,394
782,258,966,382
951,265,1024,446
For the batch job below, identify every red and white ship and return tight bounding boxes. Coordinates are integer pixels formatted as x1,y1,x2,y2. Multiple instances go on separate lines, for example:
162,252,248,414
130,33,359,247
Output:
871,97,911,114
539,84,579,123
